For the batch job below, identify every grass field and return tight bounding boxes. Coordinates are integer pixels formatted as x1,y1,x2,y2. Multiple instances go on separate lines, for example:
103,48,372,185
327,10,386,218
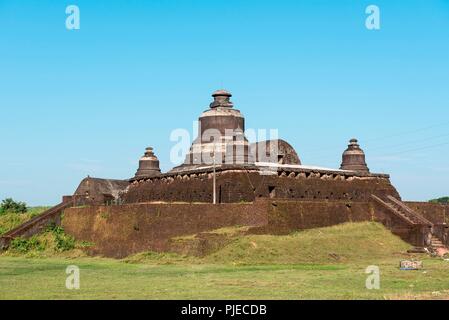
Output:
1,222,449,300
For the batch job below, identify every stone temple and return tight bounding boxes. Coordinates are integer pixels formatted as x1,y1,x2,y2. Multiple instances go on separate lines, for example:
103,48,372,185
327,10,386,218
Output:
1,90,448,258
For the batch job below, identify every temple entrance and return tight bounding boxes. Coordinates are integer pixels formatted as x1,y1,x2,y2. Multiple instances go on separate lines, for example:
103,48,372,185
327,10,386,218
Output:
268,186,276,198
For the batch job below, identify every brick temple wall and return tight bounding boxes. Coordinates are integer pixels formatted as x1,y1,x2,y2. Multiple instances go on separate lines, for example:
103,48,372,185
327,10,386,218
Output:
123,170,400,204
62,198,423,258
62,201,269,258
249,200,423,247
249,200,374,234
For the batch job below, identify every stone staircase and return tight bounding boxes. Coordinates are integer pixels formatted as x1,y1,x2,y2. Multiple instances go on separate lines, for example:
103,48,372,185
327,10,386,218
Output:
385,195,433,225
0,200,74,250
429,235,449,255
430,235,445,249
371,194,448,252
371,194,432,226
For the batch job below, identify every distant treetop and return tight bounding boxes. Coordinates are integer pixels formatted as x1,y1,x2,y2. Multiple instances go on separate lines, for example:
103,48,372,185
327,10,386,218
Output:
0,198,28,214
429,197,449,204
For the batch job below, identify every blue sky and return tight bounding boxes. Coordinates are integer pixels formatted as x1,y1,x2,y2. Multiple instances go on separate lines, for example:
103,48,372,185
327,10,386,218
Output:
1,0,448,205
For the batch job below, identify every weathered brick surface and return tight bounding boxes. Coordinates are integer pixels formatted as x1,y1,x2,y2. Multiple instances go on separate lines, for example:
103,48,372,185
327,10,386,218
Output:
123,170,399,204
62,197,426,258
248,200,424,247
62,201,268,258
249,200,374,234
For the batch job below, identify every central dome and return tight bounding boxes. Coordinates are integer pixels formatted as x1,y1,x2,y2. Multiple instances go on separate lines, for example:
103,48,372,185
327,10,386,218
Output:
171,90,253,172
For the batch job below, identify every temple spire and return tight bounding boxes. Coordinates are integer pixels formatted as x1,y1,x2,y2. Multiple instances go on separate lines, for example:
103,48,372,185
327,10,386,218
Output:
209,89,234,108
134,147,161,179
340,138,369,173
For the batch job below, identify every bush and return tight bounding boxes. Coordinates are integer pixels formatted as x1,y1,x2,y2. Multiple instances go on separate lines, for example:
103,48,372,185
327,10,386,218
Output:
46,224,76,252
7,225,76,254
0,198,27,215
10,237,45,253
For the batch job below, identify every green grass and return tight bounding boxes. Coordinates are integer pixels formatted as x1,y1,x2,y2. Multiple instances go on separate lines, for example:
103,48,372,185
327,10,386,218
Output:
1,255,448,299
1,222,449,299
125,222,411,265
204,222,412,265
0,206,50,236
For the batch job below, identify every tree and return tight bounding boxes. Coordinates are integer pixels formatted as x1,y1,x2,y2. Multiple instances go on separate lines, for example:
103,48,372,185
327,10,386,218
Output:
429,197,449,204
0,198,28,214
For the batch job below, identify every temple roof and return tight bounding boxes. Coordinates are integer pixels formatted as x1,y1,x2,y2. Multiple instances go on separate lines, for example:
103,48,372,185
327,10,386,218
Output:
74,177,129,198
